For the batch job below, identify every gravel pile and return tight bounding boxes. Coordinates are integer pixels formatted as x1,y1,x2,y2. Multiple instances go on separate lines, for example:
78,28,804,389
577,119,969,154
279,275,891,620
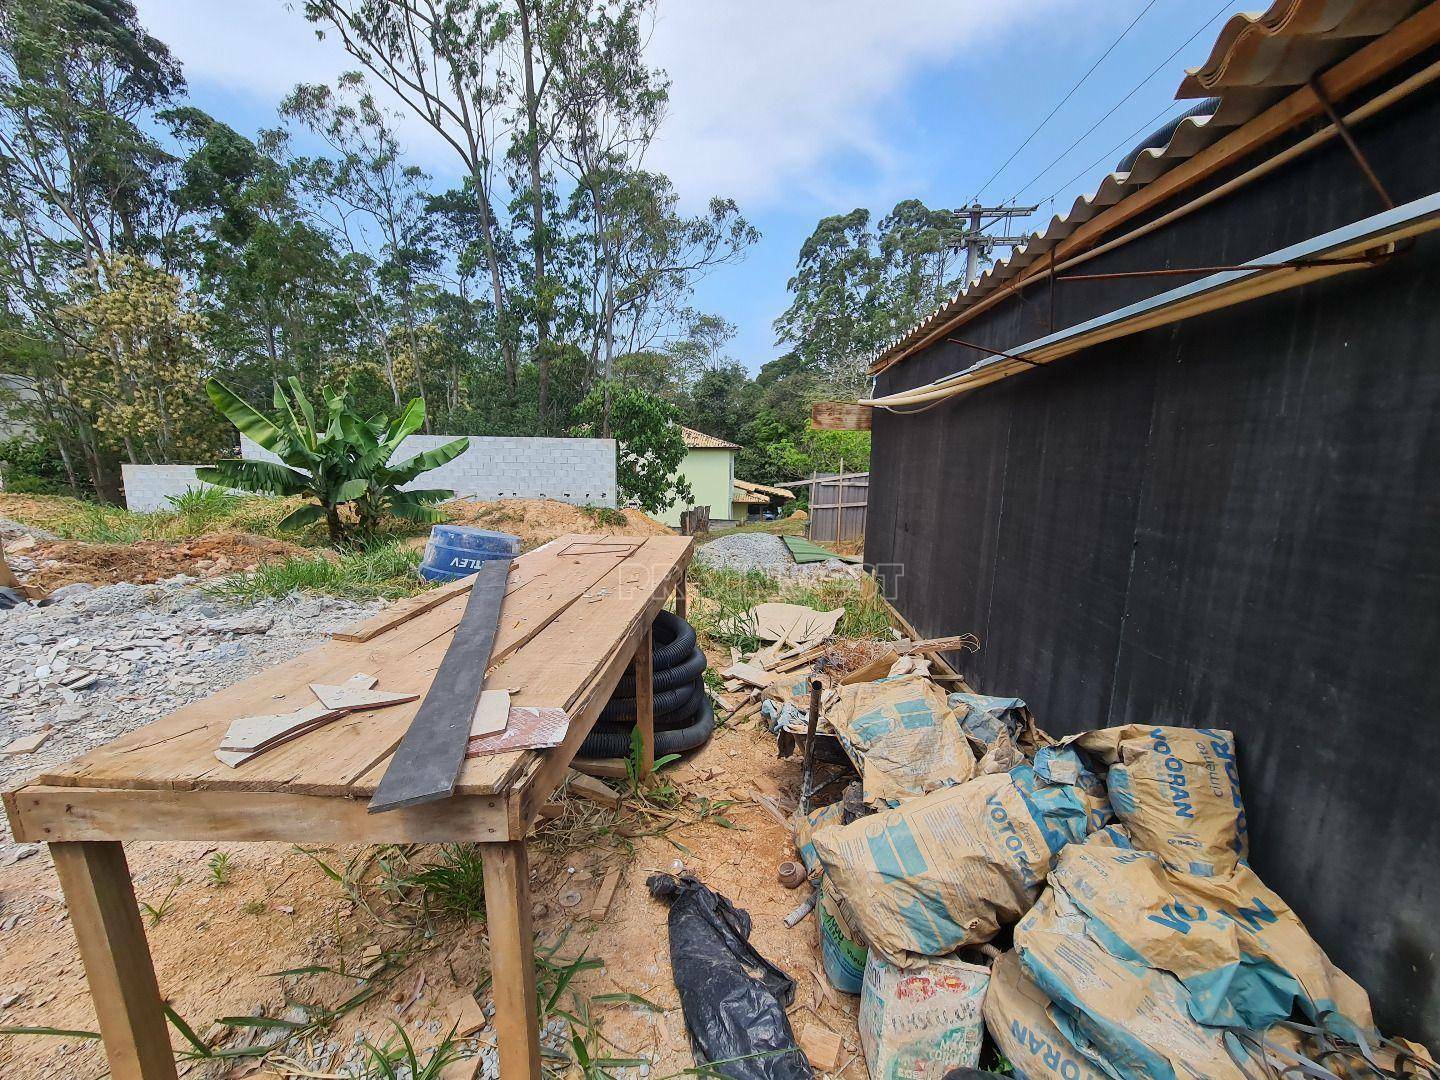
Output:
694,530,862,580
0,514,60,542
0,577,381,852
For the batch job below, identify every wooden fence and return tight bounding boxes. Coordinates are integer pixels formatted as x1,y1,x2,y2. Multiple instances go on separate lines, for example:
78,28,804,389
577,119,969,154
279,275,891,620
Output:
808,471,869,544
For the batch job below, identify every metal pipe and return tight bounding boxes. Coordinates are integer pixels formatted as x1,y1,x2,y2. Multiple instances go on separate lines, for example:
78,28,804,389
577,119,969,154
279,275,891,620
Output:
799,678,822,815
861,190,1440,409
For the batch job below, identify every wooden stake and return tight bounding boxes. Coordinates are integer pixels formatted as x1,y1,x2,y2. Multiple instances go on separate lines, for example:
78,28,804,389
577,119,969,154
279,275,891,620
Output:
481,842,540,1080
50,842,178,1080
633,626,654,779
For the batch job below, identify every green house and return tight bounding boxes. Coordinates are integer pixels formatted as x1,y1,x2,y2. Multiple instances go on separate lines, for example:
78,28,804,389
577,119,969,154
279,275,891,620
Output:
659,426,740,528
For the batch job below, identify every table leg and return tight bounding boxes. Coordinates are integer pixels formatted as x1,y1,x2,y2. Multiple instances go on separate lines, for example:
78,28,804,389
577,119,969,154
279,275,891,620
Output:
673,567,688,620
632,625,655,779
482,842,540,1080
49,842,177,1080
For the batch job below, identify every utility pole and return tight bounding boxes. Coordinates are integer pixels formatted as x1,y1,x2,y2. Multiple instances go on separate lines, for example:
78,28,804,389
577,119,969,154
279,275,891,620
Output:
957,202,1039,289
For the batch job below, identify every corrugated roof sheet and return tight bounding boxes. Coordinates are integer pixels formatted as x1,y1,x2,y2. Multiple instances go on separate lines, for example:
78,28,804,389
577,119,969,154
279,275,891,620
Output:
872,0,1427,373
679,425,740,450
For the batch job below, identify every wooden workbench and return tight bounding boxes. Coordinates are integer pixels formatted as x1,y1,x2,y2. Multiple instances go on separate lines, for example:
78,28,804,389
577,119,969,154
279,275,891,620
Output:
2,533,693,1080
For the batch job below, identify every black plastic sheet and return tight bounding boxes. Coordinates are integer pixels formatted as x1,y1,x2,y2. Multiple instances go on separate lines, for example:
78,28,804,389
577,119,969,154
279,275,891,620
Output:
647,872,812,1080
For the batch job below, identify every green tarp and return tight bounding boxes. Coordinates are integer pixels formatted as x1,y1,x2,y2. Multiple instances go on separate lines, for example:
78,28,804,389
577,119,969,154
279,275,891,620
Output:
783,534,862,564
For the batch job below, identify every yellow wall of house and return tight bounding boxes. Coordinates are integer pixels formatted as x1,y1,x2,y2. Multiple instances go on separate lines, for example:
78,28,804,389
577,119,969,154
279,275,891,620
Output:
659,447,734,527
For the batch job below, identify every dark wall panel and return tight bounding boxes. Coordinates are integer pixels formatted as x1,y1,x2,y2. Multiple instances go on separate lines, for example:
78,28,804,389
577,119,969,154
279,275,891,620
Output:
865,74,1440,1042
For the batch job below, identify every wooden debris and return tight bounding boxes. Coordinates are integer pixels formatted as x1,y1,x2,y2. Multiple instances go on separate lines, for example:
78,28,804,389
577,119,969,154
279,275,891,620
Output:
446,993,487,1038
798,1021,844,1070
570,757,629,781
469,689,512,739
901,633,980,656
564,769,622,809
1,730,50,756
721,662,775,688
439,1055,481,1080
308,673,419,712
588,868,622,919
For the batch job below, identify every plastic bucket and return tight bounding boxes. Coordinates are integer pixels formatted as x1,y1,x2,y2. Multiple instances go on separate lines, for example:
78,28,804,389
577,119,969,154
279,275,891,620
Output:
419,525,522,582
819,882,867,994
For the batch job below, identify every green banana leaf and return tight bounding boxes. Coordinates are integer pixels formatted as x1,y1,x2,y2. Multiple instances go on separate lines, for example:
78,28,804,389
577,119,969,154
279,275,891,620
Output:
206,380,287,452
393,487,453,505
196,459,311,497
277,502,328,531
334,477,370,503
385,496,448,524
384,398,427,452
389,437,469,483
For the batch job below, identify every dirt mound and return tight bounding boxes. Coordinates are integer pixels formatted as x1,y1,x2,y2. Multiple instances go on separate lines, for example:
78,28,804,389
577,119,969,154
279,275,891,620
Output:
440,498,670,551
12,531,307,591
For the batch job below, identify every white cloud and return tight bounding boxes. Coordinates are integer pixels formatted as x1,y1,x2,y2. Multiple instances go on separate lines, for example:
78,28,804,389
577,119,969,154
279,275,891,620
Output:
642,0,1072,210
136,0,1070,208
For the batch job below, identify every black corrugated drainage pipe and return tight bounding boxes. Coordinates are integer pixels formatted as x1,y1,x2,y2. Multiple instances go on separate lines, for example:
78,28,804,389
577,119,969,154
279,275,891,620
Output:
579,610,714,759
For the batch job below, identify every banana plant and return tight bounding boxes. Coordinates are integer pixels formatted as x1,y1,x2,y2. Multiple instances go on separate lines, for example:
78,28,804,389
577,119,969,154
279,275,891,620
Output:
197,378,468,544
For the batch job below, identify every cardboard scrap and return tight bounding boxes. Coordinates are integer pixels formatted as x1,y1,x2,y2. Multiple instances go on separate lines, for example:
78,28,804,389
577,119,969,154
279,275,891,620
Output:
308,673,419,712
219,703,345,753
746,603,843,645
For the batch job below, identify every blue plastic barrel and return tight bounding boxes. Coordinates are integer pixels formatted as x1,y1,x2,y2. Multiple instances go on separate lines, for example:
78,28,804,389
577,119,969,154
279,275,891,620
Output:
418,525,522,582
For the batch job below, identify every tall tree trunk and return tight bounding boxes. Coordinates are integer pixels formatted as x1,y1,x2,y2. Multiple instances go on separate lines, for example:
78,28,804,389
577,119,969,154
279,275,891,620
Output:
518,0,550,429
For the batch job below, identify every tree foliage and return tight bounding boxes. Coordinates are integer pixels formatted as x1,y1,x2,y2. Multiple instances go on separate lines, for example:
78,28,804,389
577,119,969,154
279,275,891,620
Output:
574,380,690,515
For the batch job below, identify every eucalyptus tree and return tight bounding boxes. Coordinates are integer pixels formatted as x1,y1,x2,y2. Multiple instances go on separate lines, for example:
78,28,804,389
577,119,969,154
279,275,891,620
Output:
302,0,522,394
282,74,442,420
0,0,186,497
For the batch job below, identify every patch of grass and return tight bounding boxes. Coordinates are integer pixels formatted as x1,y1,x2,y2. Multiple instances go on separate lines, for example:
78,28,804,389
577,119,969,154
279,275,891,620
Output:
139,875,183,925
206,851,234,887
205,539,427,602
580,504,628,529
687,564,780,653
239,899,267,916
786,574,890,639
359,1021,466,1080
385,844,488,922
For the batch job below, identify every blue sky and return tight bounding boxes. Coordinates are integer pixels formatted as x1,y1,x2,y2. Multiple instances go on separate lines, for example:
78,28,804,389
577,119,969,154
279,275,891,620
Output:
135,0,1257,371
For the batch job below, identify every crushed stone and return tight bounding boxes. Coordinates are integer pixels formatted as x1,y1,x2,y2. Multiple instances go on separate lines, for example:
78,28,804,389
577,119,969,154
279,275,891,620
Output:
0,576,382,855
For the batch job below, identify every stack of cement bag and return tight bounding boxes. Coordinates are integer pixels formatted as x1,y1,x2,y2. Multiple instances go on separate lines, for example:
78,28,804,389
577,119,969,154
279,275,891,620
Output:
797,672,1435,1078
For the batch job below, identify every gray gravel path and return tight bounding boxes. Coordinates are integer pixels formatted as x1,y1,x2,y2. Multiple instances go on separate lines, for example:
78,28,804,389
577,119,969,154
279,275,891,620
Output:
0,578,382,857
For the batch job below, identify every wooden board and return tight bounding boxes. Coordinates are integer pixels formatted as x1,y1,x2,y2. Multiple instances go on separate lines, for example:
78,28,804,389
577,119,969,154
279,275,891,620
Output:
21,536,692,802
330,572,477,642
810,400,872,430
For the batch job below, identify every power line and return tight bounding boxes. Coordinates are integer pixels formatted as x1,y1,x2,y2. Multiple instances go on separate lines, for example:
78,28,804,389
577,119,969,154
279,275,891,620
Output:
969,0,1162,204
1003,0,1233,204
1043,98,1190,205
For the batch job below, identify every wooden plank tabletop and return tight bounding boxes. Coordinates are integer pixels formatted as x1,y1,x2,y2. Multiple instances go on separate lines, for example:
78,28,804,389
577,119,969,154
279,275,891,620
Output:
26,534,692,800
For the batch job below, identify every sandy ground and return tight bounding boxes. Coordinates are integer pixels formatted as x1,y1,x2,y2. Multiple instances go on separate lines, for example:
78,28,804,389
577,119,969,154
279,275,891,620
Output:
0,681,861,1079
6,533,308,592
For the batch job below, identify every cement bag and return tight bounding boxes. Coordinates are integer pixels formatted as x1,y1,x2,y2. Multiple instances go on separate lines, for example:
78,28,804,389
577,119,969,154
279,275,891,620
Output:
948,692,1046,751
812,765,1089,963
1073,725,1247,877
830,675,975,807
1016,877,1255,1080
983,951,1109,1080
1033,746,1113,833
859,952,988,1078
1046,839,1375,1038
793,803,845,874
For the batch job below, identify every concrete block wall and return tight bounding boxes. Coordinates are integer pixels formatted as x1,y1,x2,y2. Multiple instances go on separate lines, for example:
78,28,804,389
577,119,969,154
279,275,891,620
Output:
239,434,618,506
120,464,224,512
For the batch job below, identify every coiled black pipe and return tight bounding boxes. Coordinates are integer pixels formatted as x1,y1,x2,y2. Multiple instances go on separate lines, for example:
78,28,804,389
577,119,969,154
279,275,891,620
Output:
613,647,707,696
592,680,705,733
580,695,715,759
